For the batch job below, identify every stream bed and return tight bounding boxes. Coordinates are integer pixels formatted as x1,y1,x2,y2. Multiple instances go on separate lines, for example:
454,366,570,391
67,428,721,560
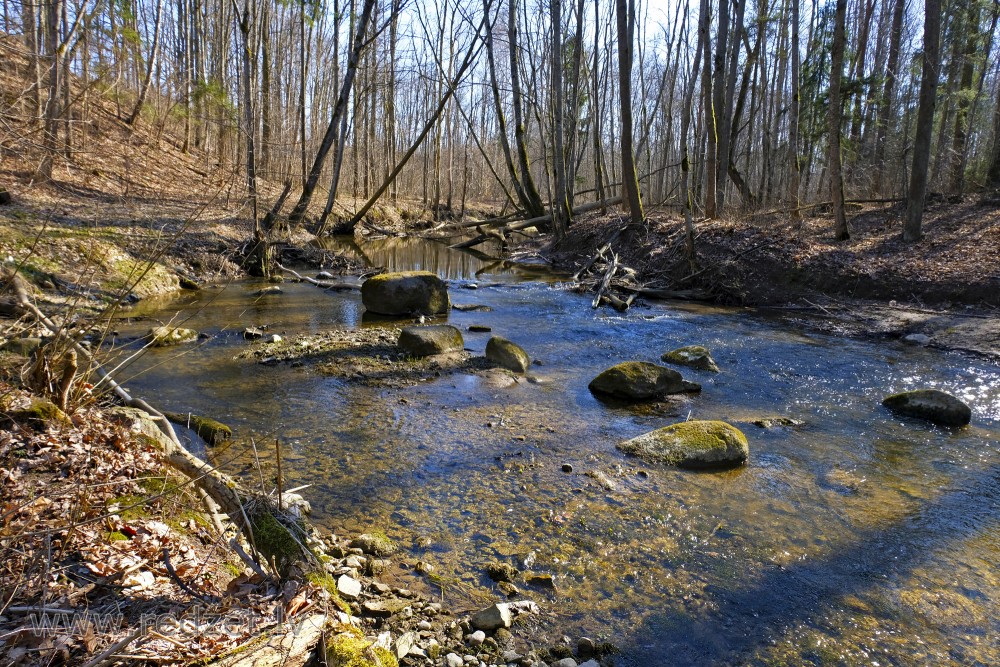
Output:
112,237,1000,666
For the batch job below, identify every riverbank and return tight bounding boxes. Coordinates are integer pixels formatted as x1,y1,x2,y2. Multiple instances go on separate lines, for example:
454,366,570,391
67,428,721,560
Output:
545,201,1000,359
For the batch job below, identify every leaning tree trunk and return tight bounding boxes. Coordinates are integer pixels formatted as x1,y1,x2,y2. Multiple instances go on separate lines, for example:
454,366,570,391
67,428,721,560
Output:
904,0,942,241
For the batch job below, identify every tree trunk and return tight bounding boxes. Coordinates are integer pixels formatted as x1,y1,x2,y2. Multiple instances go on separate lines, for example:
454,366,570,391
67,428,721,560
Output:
288,0,376,225
828,0,850,240
509,0,546,219
615,0,644,226
550,0,571,237
701,0,716,217
788,0,801,218
872,0,906,194
127,0,165,125
904,0,942,242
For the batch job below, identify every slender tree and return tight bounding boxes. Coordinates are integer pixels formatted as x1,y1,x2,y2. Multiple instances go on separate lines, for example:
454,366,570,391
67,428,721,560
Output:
616,0,644,225
904,0,943,242
828,0,850,240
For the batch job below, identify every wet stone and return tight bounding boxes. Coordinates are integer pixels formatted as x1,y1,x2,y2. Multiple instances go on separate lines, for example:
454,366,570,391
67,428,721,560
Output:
470,603,512,631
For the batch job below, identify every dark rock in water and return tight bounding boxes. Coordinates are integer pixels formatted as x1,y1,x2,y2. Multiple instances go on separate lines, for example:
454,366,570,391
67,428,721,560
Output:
902,333,931,346
661,345,720,372
164,411,232,444
398,325,464,356
589,361,701,400
179,277,200,290
525,573,556,589
485,561,519,583
252,285,282,297
618,420,748,469
486,336,531,373
751,416,805,429
468,325,492,333
361,271,450,315
882,389,972,426
453,303,492,312
243,326,266,340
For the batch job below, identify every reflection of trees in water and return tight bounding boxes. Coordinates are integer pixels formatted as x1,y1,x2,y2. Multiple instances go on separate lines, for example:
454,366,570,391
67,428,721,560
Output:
317,236,505,281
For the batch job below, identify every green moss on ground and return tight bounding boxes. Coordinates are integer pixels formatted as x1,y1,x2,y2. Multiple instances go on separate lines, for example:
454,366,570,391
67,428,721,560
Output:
325,632,398,667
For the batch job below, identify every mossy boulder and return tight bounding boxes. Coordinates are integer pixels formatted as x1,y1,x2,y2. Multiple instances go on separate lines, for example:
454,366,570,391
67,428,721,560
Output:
164,411,232,444
1,337,43,356
398,325,464,357
617,420,749,469
589,361,701,400
350,532,397,556
485,336,530,373
147,326,198,346
11,399,72,430
361,271,450,315
882,389,972,426
661,345,720,372
326,632,399,667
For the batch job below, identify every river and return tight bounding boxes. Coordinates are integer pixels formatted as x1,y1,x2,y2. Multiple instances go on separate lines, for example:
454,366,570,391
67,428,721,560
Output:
111,236,1000,666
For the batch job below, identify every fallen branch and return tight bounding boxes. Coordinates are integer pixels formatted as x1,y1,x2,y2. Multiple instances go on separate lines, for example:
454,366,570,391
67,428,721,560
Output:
276,263,360,290
592,252,620,309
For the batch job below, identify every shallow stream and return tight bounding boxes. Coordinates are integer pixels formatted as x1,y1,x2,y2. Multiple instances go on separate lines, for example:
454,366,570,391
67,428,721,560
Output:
113,237,1000,666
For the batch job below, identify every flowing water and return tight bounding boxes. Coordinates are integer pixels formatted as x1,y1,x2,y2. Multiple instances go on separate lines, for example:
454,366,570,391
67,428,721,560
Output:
112,237,1000,666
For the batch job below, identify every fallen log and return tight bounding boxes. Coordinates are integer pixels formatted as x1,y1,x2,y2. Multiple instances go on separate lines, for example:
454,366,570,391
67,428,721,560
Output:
451,196,623,250
276,263,361,290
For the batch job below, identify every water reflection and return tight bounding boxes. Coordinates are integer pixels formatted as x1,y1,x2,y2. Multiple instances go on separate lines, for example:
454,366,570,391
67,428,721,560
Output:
315,235,555,282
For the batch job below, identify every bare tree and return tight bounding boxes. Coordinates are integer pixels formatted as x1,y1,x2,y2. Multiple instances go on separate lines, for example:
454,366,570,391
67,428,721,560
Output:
616,0,644,225
828,0,850,240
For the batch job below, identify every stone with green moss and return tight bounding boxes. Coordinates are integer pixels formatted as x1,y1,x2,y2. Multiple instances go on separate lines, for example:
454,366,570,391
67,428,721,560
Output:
398,325,464,356
2,337,43,356
326,633,398,667
361,271,450,315
661,345,720,372
350,532,397,557
589,361,701,400
882,389,971,426
12,398,72,430
485,336,531,373
164,411,232,444
148,325,198,346
617,420,749,469
251,510,310,576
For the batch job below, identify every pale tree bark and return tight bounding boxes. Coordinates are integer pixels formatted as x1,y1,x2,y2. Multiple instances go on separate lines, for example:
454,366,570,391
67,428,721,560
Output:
591,0,606,208
828,0,850,240
712,0,730,213
681,0,705,266
288,0,376,225
904,0,942,242
947,2,981,193
127,0,165,125
615,0,644,226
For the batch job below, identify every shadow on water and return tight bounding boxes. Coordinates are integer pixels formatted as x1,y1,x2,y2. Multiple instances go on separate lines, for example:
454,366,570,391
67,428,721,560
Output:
628,465,1000,666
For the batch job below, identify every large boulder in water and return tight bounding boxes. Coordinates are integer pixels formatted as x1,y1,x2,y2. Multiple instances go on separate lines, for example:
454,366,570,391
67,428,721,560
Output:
485,336,530,373
361,271,450,315
661,345,720,372
618,420,748,469
882,389,971,426
589,361,700,400
398,325,464,357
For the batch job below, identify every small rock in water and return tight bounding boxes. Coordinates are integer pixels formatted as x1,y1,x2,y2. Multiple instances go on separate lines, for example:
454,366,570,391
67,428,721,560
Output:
525,573,556,589
462,283,478,289
618,420,748,469
576,637,596,660
317,271,335,279
468,324,492,332
485,561,518,583
268,334,282,343
882,389,972,426
561,463,574,473
661,345,720,372
485,336,531,373
497,581,520,597
243,326,265,340
902,333,932,346
252,285,282,297
350,533,397,556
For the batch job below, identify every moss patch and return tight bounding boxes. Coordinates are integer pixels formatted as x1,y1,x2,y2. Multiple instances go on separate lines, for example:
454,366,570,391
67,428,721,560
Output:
11,399,73,430
164,411,233,444
326,633,398,667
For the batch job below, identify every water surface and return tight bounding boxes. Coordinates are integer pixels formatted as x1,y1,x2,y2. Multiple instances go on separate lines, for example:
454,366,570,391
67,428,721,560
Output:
113,238,1000,666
